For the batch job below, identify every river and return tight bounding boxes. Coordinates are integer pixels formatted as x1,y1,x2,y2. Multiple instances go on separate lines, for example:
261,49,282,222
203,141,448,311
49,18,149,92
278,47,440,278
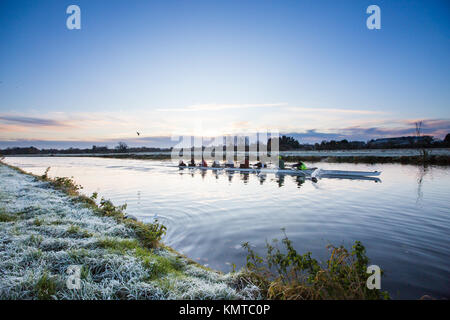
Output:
4,156,449,299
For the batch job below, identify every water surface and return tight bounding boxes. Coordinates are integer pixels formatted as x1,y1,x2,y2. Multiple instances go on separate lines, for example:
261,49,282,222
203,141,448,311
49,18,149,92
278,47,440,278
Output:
4,156,449,299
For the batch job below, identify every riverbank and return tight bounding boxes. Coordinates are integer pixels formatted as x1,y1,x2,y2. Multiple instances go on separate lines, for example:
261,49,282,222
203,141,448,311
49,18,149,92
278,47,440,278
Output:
13,149,446,165
282,154,450,165
0,162,260,299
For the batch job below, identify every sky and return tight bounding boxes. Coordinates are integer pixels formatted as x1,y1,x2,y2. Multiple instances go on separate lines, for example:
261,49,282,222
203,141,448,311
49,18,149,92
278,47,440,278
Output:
0,0,449,148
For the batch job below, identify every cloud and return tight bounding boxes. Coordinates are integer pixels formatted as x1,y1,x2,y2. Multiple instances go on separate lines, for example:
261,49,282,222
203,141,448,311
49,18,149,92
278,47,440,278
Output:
156,103,287,112
0,115,71,127
157,103,382,114
2,118,449,149
285,107,386,115
284,130,346,143
285,119,450,143
0,105,448,148
0,137,178,149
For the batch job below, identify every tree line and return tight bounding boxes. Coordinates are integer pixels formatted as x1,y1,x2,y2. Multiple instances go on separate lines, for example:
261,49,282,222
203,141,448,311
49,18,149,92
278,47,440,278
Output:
271,134,450,151
1,134,449,155
0,143,169,156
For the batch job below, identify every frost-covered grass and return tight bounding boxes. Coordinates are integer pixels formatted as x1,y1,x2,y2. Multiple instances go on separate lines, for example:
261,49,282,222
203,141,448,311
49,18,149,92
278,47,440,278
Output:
0,163,260,300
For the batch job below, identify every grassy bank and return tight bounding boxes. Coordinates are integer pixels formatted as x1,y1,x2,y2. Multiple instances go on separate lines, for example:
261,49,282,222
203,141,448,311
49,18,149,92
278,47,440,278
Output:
0,162,259,299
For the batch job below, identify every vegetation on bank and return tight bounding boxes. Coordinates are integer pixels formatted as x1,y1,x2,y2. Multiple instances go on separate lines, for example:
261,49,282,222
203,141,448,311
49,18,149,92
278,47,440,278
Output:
240,231,389,300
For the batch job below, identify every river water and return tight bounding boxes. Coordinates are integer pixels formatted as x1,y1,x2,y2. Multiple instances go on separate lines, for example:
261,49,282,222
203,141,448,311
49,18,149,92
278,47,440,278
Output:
4,156,449,299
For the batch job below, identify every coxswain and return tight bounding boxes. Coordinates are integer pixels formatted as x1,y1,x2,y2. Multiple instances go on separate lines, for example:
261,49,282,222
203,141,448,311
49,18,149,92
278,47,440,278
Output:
179,160,186,167
292,161,307,170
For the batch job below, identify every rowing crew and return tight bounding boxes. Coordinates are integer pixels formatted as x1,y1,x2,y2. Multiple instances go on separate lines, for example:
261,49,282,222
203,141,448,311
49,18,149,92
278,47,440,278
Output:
178,157,309,171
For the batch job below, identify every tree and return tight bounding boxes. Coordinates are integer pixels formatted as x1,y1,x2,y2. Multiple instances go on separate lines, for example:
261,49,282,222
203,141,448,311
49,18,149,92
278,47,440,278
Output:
115,142,128,153
445,133,450,146
415,121,429,162
268,135,301,151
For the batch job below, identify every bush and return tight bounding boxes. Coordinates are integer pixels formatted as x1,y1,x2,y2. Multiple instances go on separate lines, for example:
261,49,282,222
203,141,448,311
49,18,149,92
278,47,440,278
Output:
47,175,82,196
96,196,166,248
98,198,127,219
41,167,50,179
241,231,389,300
125,219,167,249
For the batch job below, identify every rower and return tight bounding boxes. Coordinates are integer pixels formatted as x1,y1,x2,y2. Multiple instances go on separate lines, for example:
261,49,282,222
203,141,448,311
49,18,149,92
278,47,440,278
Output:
212,160,221,168
278,156,285,170
179,160,186,167
292,161,307,170
239,157,250,169
201,158,208,167
254,161,266,168
188,158,196,167
225,159,234,168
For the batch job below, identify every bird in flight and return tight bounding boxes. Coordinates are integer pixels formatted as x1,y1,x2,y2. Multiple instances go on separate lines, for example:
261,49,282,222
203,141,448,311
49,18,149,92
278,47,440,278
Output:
136,131,140,136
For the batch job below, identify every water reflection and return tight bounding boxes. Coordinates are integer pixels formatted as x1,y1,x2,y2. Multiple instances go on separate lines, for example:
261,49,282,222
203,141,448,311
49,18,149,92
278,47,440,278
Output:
175,168,382,187
258,174,267,185
275,174,285,187
137,190,141,208
240,172,250,184
294,176,306,188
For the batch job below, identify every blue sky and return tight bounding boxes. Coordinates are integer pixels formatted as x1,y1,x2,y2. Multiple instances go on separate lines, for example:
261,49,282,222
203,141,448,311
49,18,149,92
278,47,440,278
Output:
0,0,449,148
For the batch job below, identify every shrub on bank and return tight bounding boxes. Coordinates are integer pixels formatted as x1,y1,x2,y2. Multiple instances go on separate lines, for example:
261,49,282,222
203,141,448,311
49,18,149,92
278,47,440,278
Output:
241,231,389,300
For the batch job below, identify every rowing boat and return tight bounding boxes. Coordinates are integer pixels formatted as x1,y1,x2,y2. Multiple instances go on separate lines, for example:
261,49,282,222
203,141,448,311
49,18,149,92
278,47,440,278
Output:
179,166,381,177
312,169,381,177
